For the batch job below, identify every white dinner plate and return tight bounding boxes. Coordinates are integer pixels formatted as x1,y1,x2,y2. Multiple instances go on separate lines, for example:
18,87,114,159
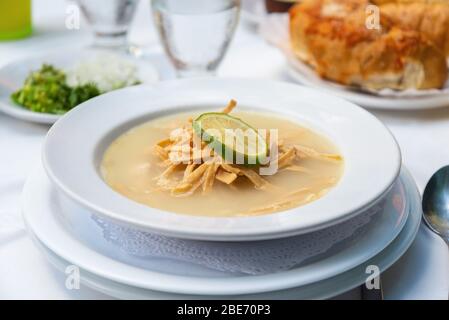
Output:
29,194,421,300
0,48,159,124
42,79,401,241
22,163,419,297
286,57,449,111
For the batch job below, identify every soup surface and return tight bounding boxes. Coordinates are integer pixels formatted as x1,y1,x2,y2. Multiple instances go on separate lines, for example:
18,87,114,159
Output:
101,111,344,216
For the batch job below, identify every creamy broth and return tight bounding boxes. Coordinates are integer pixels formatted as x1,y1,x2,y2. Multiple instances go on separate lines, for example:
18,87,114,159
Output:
101,111,344,216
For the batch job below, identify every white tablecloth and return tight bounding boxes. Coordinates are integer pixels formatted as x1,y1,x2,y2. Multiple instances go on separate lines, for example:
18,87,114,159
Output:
0,0,448,300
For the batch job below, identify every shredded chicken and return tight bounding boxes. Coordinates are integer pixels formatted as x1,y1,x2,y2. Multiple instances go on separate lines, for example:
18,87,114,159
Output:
151,100,343,197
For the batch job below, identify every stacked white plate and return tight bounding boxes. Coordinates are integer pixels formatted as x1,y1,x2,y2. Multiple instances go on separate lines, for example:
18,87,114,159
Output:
23,79,422,299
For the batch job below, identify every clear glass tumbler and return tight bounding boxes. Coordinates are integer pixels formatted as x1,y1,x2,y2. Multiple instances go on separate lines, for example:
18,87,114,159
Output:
152,0,240,77
77,0,139,50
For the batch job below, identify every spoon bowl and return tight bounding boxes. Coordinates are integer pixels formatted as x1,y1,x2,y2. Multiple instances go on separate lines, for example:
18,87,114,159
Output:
422,165,449,241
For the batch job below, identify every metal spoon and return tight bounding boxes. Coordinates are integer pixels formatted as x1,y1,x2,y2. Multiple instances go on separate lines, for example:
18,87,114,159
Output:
422,165,449,244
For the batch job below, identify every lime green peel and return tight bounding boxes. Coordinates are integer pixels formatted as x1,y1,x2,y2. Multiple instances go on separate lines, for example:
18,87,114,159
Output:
192,112,268,165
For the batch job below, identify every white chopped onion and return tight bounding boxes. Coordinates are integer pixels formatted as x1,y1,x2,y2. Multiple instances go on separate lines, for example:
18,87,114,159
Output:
66,54,140,93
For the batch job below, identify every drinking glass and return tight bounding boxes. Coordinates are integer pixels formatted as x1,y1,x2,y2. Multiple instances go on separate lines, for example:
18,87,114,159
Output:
152,0,240,77
77,0,139,51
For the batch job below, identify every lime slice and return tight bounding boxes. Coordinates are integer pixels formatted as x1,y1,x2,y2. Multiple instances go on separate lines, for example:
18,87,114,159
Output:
192,112,268,165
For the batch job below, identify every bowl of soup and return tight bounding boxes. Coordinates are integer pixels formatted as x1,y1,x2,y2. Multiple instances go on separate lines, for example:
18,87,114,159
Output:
43,78,401,241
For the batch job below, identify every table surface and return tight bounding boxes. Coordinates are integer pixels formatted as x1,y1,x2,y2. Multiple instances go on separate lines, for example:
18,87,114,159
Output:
0,0,448,300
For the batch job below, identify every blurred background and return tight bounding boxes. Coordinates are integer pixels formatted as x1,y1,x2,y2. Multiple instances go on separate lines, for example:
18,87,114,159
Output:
0,0,296,79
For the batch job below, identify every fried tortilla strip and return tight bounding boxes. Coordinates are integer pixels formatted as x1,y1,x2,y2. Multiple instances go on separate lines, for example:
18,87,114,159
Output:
238,167,269,190
172,176,205,197
220,163,242,175
294,145,342,162
190,151,204,164
171,182,191,194
152,99,324,197
162,164,178,177
154,164,178,187
221,99,237,114
185,162,209,184
283,165,311,173
172,164,209,195
277,147,297,169
183,163,197,180
221,164,270,189
202,163,220,194
249,200,293,214
153,145,169,160
159,159,173,167
155,176,180,191
286,187,312,198
216,168,238,185
250,179,337,214
157,138,172,148
250,192,318,214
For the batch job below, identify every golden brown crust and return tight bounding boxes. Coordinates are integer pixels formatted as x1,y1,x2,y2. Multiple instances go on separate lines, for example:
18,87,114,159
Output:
379,2,449,59
372,0,449,4
289,0,448,90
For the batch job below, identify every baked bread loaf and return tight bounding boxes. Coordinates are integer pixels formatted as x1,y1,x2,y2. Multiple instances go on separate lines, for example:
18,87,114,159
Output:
289,0,448,90
379,1,449,62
